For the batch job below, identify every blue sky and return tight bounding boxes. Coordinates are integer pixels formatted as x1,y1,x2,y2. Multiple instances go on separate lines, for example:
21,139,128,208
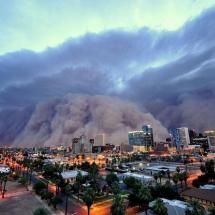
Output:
1,0,215,54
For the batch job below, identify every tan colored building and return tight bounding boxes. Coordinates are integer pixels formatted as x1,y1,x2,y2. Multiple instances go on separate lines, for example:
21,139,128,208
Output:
133,145,153,152
181,188,215,209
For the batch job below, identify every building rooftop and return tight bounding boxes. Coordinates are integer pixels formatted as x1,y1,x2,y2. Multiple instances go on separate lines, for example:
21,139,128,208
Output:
182,188,215,203
145,165,180,172
128,131,144,134
149,198,187,215
61,170,88,179
122,172,154,180
200,184,215,190
161,199,187,209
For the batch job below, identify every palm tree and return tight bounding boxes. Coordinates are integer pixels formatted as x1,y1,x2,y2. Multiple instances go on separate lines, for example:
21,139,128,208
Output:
166,169,171,181
182,172,188,188
111,194,125,215
178,173,184,189
12,156,16,170
111,181,120,195
89,163,100,193
172,173,179,192
51,196,63,209
185,200,205,215
106,172,119,187
157,171,163,184
83,188,95,215
152,198,168,215
153,173,158,184
176,166,181,173
28,162,34,185
137,186,152,215
42,191,54,205
200,164,206,174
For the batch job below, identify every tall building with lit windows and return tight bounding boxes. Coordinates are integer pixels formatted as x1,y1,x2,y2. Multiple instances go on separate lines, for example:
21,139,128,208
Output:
128,125,154,151
128,131,145,145
142,125,154,147
169,127,190,149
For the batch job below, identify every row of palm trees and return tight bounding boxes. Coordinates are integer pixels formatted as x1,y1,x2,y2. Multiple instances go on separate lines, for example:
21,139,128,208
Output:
153,168,188,191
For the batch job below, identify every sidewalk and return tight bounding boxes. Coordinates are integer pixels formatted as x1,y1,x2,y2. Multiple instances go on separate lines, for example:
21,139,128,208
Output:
28,185,65,215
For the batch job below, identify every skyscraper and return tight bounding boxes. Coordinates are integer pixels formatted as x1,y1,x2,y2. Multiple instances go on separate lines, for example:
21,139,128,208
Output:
169,127,190,149
142,125,154,148
128,125,154,150
128,131,145,145
178,127,190,147
72,137,81,154
72,135,92,154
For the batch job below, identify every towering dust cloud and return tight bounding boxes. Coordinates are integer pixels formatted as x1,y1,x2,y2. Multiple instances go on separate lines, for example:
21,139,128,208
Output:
13,95,168,147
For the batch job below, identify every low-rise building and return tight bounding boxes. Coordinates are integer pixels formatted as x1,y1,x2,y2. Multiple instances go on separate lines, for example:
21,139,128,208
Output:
181,188,215,209
144,165,182,175
121,172,154,184
61,170,88,184
200,184,215,190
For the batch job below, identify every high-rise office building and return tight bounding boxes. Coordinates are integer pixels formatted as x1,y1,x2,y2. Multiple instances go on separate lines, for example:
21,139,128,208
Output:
169,127,190,149
169,128,180,148
178,127,190,147
128,125,154,150
72,137,81,154
72,135,92,154
142,125,154,148
128,131,145,145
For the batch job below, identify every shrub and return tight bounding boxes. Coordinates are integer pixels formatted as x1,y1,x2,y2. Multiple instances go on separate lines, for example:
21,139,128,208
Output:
33,181,47,195
33,208,50,215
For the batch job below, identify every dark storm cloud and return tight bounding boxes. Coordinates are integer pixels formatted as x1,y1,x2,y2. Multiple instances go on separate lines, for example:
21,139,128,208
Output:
0,66,112,107
125,45,215,130
0,6,215,145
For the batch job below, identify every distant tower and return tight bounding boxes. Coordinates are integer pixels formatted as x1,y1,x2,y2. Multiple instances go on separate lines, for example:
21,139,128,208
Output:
72,137,81,154
169,127,190,150
142,125,154,149
94,134,105,146
128,125,154,151
178,127,190,147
